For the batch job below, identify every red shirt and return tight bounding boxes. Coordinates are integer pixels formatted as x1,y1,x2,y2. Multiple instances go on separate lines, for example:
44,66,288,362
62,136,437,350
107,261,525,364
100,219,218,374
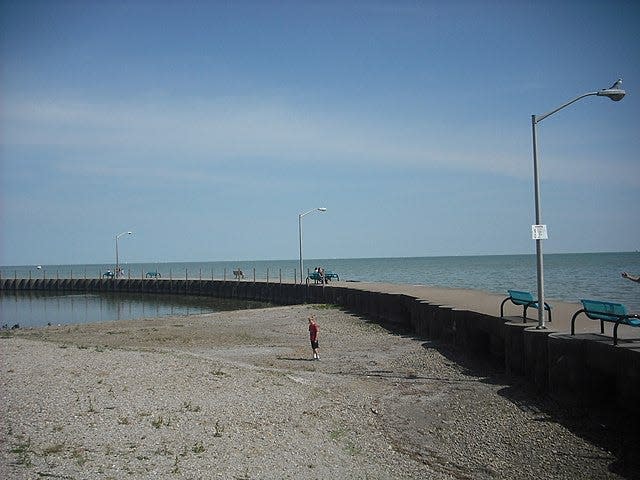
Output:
309,322,319,342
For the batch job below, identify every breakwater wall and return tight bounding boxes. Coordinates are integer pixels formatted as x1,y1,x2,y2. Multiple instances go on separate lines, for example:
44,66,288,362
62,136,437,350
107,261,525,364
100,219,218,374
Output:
2,277,638,417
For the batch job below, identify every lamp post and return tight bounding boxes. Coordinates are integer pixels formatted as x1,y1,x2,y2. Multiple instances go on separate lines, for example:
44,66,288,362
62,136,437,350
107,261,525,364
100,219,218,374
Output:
298,208,327,284
531,79,625,329
115,231,133,278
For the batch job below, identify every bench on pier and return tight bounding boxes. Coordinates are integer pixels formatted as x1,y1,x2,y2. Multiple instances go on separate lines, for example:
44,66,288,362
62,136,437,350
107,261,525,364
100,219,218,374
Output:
306,271,339,285
145,271,161,278
571,299,640,345
500,289,552,323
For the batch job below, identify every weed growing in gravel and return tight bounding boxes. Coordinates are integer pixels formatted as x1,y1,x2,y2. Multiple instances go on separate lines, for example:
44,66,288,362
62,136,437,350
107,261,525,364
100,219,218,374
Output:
72,447,87,466
151,416,164,428
329,427,361,456
182,401,201,412
42,443,65,455
87,396,97,413
192,441,205,454
118,416,130,425
151,415,171,428
10,436,33,466
344,440,361,456
236,331,255,343
213,420,224,437
172,455,180,474
155,442,173,457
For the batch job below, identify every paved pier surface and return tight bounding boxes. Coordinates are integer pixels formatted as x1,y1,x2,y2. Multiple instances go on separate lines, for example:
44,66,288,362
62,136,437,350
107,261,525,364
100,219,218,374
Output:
342,281,640,340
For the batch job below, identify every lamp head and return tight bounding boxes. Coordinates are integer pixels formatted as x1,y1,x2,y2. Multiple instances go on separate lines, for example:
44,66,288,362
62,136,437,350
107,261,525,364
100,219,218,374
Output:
317,208,327,212
597,78,625,101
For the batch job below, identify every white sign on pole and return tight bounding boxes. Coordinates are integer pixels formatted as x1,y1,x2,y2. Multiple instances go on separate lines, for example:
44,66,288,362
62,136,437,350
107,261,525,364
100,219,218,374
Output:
531,224,548,240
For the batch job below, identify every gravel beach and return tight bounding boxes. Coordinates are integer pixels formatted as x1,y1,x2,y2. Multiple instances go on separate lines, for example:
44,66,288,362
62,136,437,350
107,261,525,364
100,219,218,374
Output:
1,304,638,479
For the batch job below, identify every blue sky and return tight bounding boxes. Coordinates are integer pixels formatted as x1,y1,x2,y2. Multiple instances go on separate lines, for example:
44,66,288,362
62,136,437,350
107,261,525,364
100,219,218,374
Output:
1,0,639,266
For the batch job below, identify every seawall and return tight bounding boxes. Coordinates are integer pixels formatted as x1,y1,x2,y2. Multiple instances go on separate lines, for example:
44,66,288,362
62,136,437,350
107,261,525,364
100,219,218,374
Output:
2,277,638,417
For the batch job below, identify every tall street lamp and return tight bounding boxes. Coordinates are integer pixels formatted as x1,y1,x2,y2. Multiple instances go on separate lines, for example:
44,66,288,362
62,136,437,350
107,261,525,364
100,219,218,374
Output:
115,231,133,278
531,79,625,329
299,208,327,284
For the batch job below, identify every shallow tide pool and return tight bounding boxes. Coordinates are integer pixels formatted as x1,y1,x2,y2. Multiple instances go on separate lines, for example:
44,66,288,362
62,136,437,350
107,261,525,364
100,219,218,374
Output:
0,291,270,328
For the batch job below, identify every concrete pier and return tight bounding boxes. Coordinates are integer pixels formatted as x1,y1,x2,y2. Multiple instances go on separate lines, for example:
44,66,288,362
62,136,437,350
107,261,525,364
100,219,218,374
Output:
2,277,638,416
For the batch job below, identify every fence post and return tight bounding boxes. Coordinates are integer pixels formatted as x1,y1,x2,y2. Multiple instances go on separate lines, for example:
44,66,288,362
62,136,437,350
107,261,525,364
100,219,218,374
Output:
266,268,269,284
279,268,282,284
224,268,227,282
253,268,256,283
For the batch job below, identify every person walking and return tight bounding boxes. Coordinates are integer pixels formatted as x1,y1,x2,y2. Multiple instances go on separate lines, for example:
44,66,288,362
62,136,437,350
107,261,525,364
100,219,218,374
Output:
308,315,320,360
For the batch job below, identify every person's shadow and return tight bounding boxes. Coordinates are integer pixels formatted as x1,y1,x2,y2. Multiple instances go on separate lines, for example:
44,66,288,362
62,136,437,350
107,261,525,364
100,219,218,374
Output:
276,356,316,362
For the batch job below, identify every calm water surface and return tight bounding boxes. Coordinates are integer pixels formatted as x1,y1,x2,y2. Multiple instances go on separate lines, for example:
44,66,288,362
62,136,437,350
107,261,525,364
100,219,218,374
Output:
0,291,270,328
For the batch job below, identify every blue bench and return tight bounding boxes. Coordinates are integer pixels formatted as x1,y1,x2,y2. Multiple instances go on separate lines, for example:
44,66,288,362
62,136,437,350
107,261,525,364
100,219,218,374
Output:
571,299,640,345
500,289,552,323
306,271,339,285
325,271,339,281
145,271,161,278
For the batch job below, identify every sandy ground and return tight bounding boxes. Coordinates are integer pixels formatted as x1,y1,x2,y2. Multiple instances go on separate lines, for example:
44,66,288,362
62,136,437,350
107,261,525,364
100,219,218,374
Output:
1,304,639,479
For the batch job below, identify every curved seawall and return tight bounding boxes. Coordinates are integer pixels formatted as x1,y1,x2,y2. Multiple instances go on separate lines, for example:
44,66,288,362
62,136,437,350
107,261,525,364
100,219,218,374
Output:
2,277,638,417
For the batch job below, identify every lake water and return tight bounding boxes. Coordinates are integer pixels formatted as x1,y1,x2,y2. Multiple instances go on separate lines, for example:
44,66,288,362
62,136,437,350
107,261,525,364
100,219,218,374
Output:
2,252,639,325
0,291,270,328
